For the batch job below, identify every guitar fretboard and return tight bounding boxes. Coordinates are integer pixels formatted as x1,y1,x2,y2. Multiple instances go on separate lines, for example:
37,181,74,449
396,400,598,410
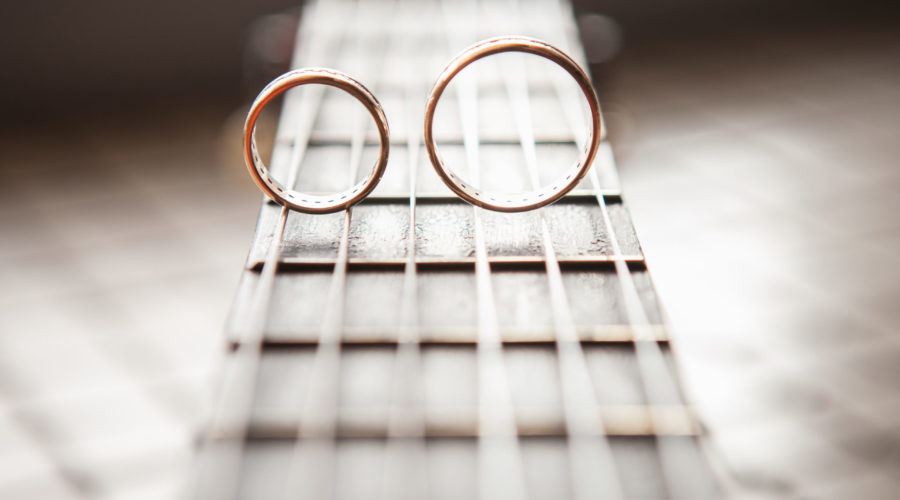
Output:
195,0,720,498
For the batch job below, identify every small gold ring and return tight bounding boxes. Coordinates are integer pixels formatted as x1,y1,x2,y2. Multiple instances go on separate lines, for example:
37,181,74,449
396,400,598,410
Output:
423,36,601,213
243,68,389,214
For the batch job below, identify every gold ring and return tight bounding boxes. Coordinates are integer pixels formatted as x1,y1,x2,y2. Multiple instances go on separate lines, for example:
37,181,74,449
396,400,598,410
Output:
423,37,601,212
243,68,389,214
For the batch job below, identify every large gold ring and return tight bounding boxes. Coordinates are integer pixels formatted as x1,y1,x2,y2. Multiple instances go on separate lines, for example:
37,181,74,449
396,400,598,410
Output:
243,68,389,214
423,37,601,213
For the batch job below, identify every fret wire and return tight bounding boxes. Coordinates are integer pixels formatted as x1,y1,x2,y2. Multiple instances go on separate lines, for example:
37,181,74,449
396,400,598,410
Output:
381,2,429,499
192,1,338,498
241,402,697,439
261,188,620,197
441,2,530,499
250,252,644,271
232,328,672,349
493,1,625,498
283,2,383,498
286,135,582,146
542,7,703,497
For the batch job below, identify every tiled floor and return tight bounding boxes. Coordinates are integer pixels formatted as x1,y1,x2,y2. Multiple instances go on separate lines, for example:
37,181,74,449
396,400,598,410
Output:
1,21,899,500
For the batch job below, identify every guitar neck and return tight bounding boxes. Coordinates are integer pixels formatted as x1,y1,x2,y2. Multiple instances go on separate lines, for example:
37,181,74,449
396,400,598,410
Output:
195,0,720,498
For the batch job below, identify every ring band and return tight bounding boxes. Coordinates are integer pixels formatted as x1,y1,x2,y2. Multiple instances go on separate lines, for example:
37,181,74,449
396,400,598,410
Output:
243,68,389,214
423,37,602,213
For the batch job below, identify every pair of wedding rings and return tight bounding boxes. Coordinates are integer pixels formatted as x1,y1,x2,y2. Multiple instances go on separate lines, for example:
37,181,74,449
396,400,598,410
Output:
243,36,601,214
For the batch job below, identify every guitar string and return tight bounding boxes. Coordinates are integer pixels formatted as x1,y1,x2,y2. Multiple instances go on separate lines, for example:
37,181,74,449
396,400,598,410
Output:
381,2,429,499
191,2,334,498
283,2,390,498
441,1,531,498
542,3,707,496
491,1,627,498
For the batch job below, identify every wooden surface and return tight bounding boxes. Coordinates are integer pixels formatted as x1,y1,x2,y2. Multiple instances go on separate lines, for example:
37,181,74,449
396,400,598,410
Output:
195,0,718,499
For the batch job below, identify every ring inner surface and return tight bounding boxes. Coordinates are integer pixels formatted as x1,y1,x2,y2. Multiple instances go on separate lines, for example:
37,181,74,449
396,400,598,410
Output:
438,158,588,210
251,127,375,206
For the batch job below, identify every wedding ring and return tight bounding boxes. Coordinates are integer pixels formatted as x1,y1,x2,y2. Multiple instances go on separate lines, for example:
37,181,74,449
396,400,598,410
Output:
243,68,389,214
423,37,601,212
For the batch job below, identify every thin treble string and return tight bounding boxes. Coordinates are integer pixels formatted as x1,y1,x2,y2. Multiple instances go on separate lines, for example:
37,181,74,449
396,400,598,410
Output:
541,4,700,496
491,1,625,498
191,1,334,499
588,116,697,500
283,1,393,498
544,0,744,498
381,1,428,499
440,1,530,499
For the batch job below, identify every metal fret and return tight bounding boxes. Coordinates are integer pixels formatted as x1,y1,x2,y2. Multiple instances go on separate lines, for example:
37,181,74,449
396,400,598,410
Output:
235,404,697,439
249,254,644,270
231,325,670,348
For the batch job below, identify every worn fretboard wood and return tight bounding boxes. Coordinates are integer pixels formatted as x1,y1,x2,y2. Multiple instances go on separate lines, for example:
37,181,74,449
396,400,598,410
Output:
194,1,720,499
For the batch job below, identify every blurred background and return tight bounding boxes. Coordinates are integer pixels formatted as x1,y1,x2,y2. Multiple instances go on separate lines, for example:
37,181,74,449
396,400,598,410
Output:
1,0,899,498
